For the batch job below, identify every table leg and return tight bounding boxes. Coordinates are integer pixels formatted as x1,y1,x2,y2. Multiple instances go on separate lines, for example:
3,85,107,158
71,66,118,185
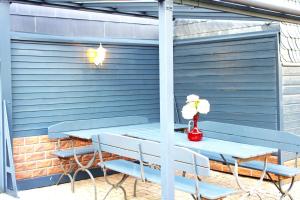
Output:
267,173,295,200
221,155,268,199
70,140,97,200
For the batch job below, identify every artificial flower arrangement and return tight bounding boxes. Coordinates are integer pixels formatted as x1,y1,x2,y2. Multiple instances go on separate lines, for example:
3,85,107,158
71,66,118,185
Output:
181,94,210,141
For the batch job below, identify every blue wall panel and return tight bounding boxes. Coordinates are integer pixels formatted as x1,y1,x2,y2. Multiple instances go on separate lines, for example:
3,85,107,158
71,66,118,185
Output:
174,34,279,129
11,40,159,137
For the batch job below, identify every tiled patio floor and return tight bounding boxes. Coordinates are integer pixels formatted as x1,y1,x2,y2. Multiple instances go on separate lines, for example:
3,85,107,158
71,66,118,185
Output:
0,171,299,200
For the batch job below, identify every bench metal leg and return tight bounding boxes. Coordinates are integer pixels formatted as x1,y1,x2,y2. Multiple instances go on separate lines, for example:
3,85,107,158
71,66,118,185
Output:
56,159,74,189
221,155,268,199
103,174,129,200
191,194,203,200
132,163,158,197
133,178,138,197
70,140,97,200
279,176,295,200
267,173,295,200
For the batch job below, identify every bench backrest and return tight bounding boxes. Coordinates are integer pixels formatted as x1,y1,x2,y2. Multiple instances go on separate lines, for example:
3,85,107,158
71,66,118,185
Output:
92,133,210,177
48,116,149,139
199,121,300,153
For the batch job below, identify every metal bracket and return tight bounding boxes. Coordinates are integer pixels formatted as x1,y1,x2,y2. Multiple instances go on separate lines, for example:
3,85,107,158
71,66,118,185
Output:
3,100,18,197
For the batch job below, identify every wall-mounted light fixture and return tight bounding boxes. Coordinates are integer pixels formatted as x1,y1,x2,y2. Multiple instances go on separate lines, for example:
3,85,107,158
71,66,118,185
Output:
87,43,107,67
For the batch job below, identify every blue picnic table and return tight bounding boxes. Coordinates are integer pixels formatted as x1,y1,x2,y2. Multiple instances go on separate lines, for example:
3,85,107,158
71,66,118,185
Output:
64,123,275,159
62,122,277,198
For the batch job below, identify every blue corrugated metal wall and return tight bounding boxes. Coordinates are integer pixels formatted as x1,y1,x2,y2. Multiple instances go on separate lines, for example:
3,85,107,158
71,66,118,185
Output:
11,38,159,137
11,32,280,137
174,33,279,129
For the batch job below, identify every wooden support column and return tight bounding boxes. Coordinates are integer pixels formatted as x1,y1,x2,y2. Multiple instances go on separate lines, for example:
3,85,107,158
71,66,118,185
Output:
0,0,12,132
0,0,12,193
158,0,175,199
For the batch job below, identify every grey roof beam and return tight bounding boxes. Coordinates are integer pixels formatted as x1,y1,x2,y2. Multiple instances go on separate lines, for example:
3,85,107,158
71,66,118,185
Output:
225,0,300,17
11,0,155,18
175,0,300,24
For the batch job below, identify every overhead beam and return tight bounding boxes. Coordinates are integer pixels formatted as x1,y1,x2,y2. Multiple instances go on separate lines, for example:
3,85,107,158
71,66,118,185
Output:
11,0,156,18
159,0,175,199
175,0,300,24
226,0,300,17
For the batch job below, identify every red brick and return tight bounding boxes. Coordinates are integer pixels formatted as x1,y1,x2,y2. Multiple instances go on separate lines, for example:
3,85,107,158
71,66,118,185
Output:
20,145,34,154
210,161,223,171
39,135,50,143
46,151,56,159
60,140,71,149
221,165,232,173
15,163,26,172
238,167,251,176
251,170,263,178
47,166,63,175
33,168,47,177
16,171,33,180
74,140,82,147
102,152,111,158
15,162,36,172
25,137,39,145
35,143,56,152
82,154,95,161
13,147,20,155
36,160,52,168
14,154,25,163
13,138,24,146
268,156,278,164
26,152,45,161
52,158,61,166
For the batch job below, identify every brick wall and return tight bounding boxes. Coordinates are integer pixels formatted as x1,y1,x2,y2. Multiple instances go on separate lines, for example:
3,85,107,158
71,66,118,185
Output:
13,135,279,181
13,135,118,180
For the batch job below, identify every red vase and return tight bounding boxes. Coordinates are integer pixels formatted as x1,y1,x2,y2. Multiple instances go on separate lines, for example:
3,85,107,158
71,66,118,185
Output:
188,113,203,141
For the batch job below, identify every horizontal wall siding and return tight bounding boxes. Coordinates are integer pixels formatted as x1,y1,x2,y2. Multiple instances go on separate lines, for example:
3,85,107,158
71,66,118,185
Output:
174,34,279,129
11,40,159,137
282,64,300,135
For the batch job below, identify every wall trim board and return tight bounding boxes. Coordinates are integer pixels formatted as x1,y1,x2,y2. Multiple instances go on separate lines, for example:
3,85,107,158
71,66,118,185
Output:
11,32,159,46
276,33,284,132
17,167,117,191
174,30,279,46
275,33,284,164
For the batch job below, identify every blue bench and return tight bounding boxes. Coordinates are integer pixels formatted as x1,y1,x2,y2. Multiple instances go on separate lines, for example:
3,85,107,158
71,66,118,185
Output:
92,133,237,200
47,116,149,190
198,121,300,200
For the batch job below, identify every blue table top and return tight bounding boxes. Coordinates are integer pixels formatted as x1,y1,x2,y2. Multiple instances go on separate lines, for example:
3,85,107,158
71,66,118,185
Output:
63,122,277,160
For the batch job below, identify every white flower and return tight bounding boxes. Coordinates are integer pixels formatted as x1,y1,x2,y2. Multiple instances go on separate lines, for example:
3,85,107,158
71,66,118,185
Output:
197,99,210,114
181,102,197,120
186,94,200,103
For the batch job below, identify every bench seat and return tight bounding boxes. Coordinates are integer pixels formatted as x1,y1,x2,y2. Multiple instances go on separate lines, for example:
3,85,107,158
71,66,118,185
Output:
240,161,300,178
201,152,300,178
101,159,236,200
53,145,94,158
